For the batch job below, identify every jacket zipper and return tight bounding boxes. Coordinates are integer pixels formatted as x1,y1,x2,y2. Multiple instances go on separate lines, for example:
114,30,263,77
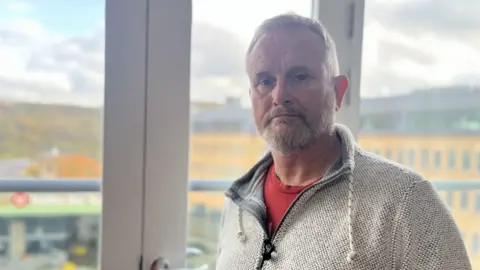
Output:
255,182,322,269
230,171,350,269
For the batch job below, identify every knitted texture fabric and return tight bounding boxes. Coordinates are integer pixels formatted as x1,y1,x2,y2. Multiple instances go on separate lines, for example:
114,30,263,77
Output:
216,124,471,270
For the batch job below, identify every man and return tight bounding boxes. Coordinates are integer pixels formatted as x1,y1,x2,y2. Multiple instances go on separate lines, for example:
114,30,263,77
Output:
215,13,471,270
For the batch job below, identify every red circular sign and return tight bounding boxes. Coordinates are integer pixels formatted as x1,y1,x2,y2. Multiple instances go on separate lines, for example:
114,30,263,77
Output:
11,192,30,208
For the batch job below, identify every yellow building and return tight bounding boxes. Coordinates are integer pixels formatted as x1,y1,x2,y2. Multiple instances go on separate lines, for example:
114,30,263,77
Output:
188,88,480,266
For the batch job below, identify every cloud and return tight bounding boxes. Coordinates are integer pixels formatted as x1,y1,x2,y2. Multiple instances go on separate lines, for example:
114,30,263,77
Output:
0,18,104,106
367,0,480,45
360,0,480,97
191,23,249,101
0,17,251,106
1,1,480,106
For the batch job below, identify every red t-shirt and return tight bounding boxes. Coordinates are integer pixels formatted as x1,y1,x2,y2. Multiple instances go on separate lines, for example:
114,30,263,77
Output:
264,165,321,235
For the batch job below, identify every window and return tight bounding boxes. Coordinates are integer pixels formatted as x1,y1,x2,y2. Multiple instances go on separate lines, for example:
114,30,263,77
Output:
421,150,429,169
0,1,107,266
43,217,69,234
460,191,469,211
473,234,480,255
210,209,223,224
135,1,480,268
385,149,392,160
477,152,480,172
360,113,401,131
191,204,207,217
397,150,404,164
445,191,453,208
434,151,442,169
448,150,456,170
476,192,480,213
361,0,480,266
462,151,471,171
0,1,146,268
0,219,8,236
408,150,415,168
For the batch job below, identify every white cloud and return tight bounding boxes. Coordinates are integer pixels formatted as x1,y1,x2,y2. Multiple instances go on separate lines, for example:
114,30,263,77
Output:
4,18,45,39
0,16,105,106
360,0,480,97
0,0,480,106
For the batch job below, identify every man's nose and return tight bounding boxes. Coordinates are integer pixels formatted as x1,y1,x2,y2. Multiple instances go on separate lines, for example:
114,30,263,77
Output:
272,79,291,106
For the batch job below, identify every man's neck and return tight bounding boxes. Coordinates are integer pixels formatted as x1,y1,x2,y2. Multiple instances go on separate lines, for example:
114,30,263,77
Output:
271,134,341,187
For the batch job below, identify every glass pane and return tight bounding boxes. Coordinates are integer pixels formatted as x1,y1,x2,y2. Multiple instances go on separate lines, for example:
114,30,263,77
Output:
360,1,480,268
189,1,311,268
0,1,104,269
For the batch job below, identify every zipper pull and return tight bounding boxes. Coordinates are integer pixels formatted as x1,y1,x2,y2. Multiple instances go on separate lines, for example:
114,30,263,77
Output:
257,238,275,269
262,238,275,260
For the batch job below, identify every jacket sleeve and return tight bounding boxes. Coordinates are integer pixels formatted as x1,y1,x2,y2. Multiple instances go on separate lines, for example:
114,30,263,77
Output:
393,180,472,270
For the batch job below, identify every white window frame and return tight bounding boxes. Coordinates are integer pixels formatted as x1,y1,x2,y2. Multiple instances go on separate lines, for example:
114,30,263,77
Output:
141,0,192,269
139,0,364,269
312,0,365,139
100,0,149,268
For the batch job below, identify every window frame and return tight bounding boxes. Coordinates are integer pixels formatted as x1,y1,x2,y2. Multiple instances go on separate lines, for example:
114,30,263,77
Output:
100,0,149,268
141,1,192,269
312,0,365,137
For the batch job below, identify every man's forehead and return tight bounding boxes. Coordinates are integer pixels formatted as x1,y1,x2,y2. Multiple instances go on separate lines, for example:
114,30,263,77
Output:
247,28,326,74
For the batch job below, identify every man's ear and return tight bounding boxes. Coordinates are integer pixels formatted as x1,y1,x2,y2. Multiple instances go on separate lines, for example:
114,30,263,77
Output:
334,75,349,110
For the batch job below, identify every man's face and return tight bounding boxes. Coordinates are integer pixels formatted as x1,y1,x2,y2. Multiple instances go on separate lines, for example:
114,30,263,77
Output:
247,27,347,155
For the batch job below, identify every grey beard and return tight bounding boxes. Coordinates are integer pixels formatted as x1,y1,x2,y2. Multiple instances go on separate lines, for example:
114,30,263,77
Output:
262,122,318,155
259,90,336,155
260,100,336,155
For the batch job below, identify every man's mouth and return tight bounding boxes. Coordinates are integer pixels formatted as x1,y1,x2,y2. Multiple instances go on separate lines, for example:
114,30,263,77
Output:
272,114,300,119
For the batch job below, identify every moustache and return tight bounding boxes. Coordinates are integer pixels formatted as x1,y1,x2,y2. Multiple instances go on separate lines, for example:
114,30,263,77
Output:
264,106,304,125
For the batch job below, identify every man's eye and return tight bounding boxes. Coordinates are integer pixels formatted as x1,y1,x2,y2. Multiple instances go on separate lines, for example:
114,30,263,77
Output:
293,74,310,81
258,78,275,87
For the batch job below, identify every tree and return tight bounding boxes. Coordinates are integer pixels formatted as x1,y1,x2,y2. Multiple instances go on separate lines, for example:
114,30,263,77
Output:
24,154,102,179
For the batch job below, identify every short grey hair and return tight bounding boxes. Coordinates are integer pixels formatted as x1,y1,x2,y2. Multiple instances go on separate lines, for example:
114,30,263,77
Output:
246,13,340,78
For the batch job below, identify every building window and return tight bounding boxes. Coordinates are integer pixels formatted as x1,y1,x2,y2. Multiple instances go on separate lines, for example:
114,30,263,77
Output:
448,150,456,170
462,151,471,171
434,151,441,169
397,150,404,164
445,191,453,208
25,218,40,234
210,209,222,225
42,217,68,234
473,234,480,255
191,204,207,217
408,150,415,168
460,191,468,211
385,149,392,160
0,219,8,236
476,192,480,213
421,150,429,168
477,152,480,172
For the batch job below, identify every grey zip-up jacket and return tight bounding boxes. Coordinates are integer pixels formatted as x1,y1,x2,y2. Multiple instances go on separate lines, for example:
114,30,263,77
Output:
216,124,471,270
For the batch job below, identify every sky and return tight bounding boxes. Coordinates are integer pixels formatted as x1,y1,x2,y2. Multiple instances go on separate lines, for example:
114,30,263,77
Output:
1,0,480,106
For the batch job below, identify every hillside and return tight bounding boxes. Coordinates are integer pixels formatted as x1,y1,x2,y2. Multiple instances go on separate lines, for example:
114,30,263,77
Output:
0,102,102,160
